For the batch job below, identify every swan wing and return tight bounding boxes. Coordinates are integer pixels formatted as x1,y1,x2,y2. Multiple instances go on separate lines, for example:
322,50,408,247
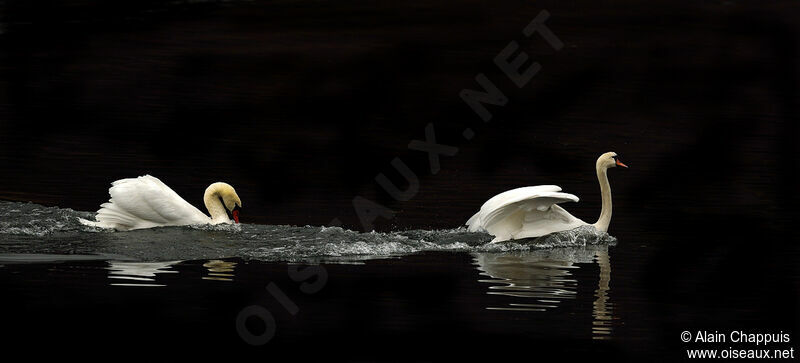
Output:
476,185,563,214
85,175,209,230
466,185,565,231
466,185,587,242
510,204,587,241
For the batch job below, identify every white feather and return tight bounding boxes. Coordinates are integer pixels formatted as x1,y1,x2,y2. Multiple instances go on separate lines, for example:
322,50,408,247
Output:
80,175,211,231
466,152,627,242
466,185,587,242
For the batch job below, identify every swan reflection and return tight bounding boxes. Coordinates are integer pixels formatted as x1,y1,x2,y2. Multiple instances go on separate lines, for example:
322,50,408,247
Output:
107,261,180,287
202,260,238,281
473,245,614,339
592,249,612,339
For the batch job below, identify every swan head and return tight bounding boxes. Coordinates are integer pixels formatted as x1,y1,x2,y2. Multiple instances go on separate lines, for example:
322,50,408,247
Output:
205,182,242,223
597,152,628,170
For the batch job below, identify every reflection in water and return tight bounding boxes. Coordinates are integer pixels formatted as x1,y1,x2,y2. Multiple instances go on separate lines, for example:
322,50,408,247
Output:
473,245,614,340
106,261,179,287
475,252,578,311
592,250,612,339
202,260,237,281
104,258,239,286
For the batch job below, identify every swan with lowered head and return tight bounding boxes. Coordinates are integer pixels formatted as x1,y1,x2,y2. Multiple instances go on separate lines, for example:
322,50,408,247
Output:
79,175,242,231
466,152,627,242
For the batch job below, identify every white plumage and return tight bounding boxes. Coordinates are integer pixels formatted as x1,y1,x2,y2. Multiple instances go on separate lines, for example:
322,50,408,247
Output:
466,185,587,242
80,175,242,231
466,152,627,243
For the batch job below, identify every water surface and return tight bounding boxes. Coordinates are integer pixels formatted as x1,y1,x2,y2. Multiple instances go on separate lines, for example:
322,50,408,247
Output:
0,201,796,361
0,200,633,359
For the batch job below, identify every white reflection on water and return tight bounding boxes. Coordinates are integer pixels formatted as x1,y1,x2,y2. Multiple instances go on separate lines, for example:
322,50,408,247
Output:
202,260,237,281
107,261,180,287
105,259,240,285
473,245,614,339
592,250,613,339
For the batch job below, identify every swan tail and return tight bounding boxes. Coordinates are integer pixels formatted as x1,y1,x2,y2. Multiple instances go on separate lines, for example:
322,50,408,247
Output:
490,234,512,243
78,217,103,228
466,211,484,232
98,202,141,230
77,215,119,230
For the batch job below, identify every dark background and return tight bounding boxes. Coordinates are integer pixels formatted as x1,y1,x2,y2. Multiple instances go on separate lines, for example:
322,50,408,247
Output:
1,0,796,232
0,0,798,360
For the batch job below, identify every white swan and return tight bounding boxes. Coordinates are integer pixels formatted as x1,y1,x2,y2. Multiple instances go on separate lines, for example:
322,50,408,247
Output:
466,152,626,242
79,175,242,231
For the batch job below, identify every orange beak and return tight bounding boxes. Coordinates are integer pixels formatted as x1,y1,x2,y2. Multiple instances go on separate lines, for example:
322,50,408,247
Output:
232,209,240,224
616,159,628,168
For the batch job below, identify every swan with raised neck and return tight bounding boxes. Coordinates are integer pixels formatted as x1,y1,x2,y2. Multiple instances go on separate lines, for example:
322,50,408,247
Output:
592,151,627,232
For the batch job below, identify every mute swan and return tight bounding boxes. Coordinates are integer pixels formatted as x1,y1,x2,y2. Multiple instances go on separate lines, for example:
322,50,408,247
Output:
466,152,627,242
79,175,242,231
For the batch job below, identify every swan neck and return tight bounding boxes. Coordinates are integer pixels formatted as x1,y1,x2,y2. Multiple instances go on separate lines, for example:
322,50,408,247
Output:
594,166,612,232
203,186,229,222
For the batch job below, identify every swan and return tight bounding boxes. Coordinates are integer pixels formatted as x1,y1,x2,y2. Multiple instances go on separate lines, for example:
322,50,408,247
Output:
79,175,242,231
466,152,627,242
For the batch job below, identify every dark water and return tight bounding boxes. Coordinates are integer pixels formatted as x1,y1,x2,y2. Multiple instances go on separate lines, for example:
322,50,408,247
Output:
0,200,628,359
0,200,796,361
1,0,798,360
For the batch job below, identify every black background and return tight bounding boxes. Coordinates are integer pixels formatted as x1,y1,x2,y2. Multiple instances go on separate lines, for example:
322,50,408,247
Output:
0,0,798,360
1,0,796,232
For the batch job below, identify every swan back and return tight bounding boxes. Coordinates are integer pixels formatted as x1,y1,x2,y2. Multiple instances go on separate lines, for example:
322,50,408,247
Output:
467,185,586,242
82,175,209,230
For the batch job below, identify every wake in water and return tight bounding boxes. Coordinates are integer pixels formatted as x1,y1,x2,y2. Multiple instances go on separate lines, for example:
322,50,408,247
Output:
0,201,617,262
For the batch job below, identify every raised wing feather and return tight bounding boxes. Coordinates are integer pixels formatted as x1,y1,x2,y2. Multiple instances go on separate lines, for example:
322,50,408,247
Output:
466,185,587,242
82,175,209,230
477,185,563,214
481,192,578,229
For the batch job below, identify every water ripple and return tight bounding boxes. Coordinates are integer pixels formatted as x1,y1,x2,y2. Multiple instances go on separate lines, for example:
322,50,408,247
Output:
0,201,616,263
